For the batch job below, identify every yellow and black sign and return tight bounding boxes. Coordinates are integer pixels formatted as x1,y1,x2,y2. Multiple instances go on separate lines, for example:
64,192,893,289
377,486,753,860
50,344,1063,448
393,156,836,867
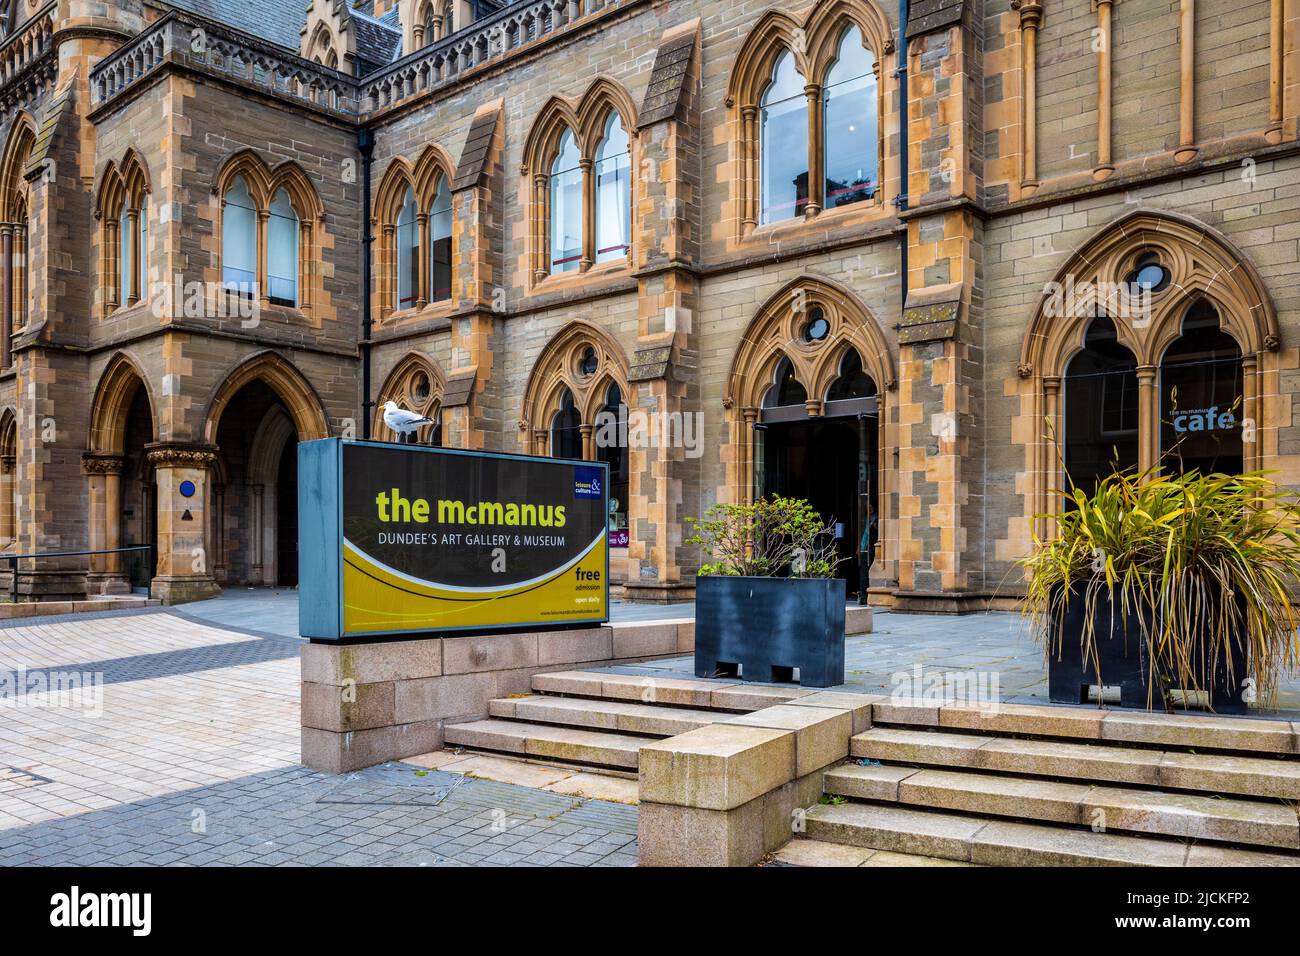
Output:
298,439,609,639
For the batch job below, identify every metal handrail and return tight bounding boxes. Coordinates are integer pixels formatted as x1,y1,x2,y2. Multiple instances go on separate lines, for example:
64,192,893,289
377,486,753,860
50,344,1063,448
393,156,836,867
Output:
2,545,154,602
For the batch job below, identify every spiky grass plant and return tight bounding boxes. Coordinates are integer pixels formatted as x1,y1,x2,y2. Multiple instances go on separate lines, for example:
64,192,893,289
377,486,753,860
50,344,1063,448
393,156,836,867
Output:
1021,469,1300,710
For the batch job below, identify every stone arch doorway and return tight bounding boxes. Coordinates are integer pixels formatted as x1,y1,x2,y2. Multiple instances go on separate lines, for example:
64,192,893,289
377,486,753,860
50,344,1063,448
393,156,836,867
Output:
725,276,896,598
86,355,157,594
204,353,328,589
211,383,303,587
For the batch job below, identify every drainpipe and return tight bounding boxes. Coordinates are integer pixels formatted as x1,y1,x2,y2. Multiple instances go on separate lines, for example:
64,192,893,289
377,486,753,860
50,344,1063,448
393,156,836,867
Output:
894,0,909,313
358,127,375,440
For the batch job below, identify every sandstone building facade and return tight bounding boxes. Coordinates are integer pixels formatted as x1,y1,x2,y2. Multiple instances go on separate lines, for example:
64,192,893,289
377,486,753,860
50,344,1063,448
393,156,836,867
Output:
0,0,1296,610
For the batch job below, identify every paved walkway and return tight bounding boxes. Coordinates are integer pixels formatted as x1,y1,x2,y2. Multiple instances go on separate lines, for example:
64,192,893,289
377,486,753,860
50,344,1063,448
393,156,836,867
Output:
4,590,1297,867
0,608,636,866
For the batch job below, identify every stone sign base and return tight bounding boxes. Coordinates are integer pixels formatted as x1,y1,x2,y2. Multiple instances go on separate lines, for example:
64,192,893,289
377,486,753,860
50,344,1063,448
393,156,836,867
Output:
300,619,694,773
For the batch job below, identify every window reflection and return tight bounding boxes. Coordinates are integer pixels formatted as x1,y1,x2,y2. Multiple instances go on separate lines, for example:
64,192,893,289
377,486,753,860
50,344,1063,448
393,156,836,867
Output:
760,52,809,224
1160,300,1243,476
823,27,877,209
1064,315,1139,497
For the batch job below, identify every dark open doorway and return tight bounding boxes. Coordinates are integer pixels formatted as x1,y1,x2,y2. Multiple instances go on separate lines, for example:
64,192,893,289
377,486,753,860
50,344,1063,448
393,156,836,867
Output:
755,351,879,599
276,437,298,587
760,416,878,594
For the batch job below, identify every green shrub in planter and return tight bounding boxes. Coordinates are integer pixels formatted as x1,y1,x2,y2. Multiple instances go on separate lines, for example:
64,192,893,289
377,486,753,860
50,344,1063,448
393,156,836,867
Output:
687,497,847,686
1020,468,1300,710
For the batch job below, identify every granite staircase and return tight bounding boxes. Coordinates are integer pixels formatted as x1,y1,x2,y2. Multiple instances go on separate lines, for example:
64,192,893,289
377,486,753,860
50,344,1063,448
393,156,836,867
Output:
443,670,802,773
798,701,1300,866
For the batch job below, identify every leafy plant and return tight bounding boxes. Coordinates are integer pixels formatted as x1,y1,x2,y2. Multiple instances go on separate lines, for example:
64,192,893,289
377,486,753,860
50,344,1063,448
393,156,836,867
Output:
685,496,845,579
1020,467,1300,709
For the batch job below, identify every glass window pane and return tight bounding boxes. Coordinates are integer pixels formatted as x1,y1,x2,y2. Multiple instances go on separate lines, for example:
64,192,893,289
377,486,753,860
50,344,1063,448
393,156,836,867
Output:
396,186,419,308
1064,316,1139,497
429,174,453,302
1160,300,1244,476
138,208,148,297
550,130,583,274
119,206,130,304
760,51,809,224
551,389,583,459
268,188,299,306
597,384,629,535
222,176,257,295
595,114,631,263
824,27,878,209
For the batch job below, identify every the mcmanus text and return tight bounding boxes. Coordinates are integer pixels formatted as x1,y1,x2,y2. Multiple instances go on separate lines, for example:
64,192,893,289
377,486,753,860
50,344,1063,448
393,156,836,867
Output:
375,489,567,528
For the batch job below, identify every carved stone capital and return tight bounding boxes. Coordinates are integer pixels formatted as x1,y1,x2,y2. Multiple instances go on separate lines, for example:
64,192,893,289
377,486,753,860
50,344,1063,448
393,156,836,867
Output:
145,442,219,469
81,454,125,476
1017,363,1034,379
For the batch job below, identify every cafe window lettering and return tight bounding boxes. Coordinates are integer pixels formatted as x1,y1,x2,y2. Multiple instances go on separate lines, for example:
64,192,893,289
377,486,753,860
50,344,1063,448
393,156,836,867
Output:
1160,299,1244,476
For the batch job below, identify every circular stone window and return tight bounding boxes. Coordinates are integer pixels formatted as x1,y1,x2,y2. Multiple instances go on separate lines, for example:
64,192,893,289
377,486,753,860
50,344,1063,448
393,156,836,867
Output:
1126,255,1171,295
579,347,599,377
802,309,830,344
410,371,431,405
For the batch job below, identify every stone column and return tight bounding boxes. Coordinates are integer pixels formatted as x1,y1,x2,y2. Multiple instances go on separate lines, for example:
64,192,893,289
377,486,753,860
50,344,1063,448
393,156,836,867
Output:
1016,1,1043,195
1137,366,1159,473
1,224,11,369
0,454,13,548
1094,0,1114,180
579,158,594,272
1175,0,1197,163
82,454,129,594
145,442,220,604
804,83,823,217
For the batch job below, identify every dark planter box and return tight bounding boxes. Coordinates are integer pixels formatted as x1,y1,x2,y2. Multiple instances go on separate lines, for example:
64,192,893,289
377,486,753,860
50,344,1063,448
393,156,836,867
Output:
694,575,846,688
1048,586,1249,714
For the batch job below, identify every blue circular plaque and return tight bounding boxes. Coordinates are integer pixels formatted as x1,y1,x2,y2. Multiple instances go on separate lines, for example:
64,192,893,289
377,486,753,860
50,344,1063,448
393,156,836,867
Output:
179,480,196,498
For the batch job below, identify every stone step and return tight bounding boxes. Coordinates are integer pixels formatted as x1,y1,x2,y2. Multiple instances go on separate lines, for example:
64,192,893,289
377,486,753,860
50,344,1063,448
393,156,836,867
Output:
874,700,1299,756
803,802,1300,867
824,763,1300,850
851,727,1300,800
443,718,645,770
529,669,815,711
488,694,722,736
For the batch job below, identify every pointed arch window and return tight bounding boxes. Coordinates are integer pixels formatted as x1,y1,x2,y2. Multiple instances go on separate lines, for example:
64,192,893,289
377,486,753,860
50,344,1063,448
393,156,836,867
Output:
594,113,631,264
221,175,257,296
760,51,810,225
826,348,877,402
596,382,629,536
429,174,453,303
1063,315,1139,497
823,26,878,209
218,161,318,313
550,130,583,274
550,387,583,459
396,186,420,309
267,187,299,307
1160,300,1244,476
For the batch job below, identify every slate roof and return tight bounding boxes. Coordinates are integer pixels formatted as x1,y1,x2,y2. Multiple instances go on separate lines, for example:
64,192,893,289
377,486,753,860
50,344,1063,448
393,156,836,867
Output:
906,0,966,39
158,0,310,51
637,29,695,129
452,104,501,191
351,5,403,71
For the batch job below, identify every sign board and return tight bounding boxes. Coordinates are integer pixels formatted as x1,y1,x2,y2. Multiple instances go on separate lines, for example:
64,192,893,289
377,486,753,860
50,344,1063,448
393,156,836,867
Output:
298,439,609,640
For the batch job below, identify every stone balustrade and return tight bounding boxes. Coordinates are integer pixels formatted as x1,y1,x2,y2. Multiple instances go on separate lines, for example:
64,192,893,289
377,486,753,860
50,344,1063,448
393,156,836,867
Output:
90,11,357,117
85,0,624,120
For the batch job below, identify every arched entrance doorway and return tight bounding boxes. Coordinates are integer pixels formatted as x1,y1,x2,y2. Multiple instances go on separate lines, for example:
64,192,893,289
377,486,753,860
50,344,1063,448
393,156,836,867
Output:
204,353,329,589
726,278,896,599
213,382,301,586
86,355,157,594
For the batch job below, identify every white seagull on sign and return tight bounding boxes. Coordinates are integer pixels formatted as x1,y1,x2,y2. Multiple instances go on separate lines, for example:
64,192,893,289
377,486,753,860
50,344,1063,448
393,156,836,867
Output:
383,401,434,444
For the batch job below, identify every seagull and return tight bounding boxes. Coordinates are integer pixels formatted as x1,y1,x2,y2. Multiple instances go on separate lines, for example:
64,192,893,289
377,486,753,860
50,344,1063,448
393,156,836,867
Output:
382,401,434,444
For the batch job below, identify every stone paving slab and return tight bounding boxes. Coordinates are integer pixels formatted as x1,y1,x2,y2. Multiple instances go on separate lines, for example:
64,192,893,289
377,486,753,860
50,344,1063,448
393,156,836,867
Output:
0,610,638,866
